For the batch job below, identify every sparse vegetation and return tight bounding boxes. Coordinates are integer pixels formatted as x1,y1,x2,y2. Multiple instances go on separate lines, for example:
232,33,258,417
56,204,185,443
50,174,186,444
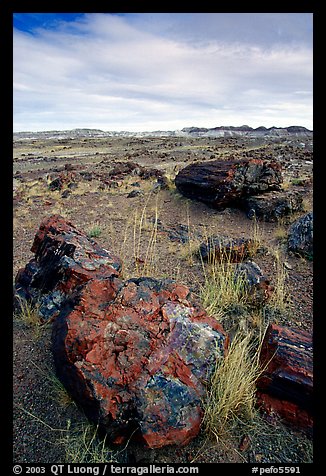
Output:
116,193,162,278
268,247,290,314
273,223,288,243
30,361,75,408
291,177,307,186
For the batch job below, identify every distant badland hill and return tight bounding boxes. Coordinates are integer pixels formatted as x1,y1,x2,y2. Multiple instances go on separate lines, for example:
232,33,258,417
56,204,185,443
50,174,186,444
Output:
13,125,313,140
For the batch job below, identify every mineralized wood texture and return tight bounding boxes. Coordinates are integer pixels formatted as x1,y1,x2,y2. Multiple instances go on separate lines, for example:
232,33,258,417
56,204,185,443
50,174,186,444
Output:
257,323,313,432
241,190,303,221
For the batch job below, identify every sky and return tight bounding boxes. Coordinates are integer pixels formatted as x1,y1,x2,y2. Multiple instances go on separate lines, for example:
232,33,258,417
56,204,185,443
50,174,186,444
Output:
13,13,313,132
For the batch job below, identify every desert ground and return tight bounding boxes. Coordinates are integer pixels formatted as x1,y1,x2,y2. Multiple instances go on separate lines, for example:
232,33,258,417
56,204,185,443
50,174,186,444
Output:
13,132,313,464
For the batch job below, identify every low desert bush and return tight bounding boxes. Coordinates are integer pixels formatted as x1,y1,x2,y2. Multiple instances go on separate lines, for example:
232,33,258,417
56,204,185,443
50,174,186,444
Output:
87,223,102,238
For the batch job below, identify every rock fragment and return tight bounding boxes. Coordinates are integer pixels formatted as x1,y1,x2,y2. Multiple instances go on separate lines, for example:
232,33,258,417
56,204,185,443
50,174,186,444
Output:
199,236,254,262
242,190,303,221
287,212,313,258
234,261,273,304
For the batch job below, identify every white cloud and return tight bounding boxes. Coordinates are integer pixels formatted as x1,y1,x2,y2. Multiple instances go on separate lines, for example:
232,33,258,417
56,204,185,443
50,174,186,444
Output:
13,13,313,131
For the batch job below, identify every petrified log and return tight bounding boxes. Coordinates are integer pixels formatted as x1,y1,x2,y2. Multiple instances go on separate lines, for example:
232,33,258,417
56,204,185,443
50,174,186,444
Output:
241,190,303,221
14,214,122,320
257,324,313,432
175,158,282,209
287,212,313,258
199,235,254,262
52,276,229,448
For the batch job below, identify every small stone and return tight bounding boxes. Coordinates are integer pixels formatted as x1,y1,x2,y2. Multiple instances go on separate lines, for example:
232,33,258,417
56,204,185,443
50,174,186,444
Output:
127,189,143,198
234,260,273,304
283,261,293,270
239,435,251,452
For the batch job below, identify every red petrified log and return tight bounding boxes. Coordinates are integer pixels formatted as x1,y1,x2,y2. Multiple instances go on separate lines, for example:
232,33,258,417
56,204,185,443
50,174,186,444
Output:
52,276,229,448
257,324,313,432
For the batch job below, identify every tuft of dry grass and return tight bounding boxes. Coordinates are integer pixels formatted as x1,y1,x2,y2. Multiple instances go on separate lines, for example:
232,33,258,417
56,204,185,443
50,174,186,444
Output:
87,222,102,238
117,193,161,279
202,332,264,439
14,296,46,338
249,216,264,256
30,361,75,408
16,404,120,463
61,421,120,463
132,200,159,277
268,247,290,314
200,258,249,321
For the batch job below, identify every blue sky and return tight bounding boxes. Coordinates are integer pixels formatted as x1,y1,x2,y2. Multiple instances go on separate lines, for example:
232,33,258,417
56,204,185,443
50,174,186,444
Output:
13,13,313,132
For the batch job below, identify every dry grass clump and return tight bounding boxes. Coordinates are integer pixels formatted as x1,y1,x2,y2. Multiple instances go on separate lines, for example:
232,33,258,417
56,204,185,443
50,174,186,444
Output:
30,361,75,408
132,202,159,277
202,332,263,439
61,421,120,463
14,296,45,338
16,404,120,463
200,259,249,321
268,247,290,314
118,193,161,278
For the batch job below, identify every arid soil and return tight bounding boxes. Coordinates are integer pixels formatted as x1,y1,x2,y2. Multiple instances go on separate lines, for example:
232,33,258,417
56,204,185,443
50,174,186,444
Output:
13,134,313,464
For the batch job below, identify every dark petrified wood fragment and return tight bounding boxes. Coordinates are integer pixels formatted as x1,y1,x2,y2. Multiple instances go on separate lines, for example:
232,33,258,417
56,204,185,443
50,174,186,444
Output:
257,323,313,432
234,261,273,305
199,235,254,262
175,158,282,209
287,212,313,259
